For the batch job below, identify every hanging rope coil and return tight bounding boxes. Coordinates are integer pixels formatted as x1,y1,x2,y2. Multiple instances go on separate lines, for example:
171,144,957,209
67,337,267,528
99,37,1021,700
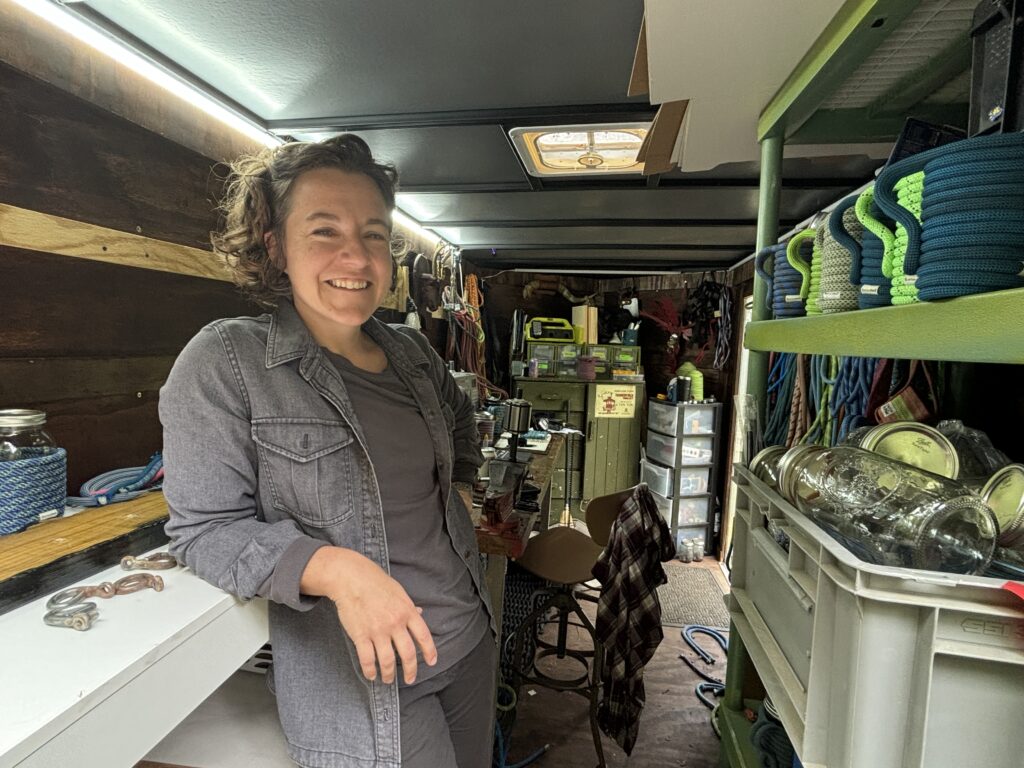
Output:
873,131,1024,302
819,196,862,314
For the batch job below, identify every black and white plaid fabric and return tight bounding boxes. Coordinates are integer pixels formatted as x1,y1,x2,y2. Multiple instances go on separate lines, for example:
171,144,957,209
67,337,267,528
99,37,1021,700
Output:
591,484,676,754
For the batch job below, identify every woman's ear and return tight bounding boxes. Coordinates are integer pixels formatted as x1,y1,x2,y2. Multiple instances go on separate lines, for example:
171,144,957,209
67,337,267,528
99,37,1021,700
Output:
265,231,285,272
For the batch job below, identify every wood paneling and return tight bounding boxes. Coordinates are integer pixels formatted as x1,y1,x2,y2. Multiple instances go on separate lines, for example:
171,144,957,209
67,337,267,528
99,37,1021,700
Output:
0,204,228,280
1,247,254,357
0,61,224,249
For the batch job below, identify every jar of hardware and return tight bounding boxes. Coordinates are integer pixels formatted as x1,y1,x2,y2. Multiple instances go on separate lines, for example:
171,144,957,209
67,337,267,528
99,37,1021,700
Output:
778,445,997,575
0,409,66,536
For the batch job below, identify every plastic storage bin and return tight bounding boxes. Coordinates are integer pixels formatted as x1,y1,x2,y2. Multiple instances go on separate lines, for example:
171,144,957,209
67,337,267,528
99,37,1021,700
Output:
679,435,713,464
730,464,1024,768
645,431,678,466
641,459,673,498
680,404,715,435
677,495,711,525
676,466,710,495
648,399,680,436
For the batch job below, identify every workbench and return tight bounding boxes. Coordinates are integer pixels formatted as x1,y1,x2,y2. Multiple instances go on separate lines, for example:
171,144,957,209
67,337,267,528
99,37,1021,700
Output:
0,437,566,767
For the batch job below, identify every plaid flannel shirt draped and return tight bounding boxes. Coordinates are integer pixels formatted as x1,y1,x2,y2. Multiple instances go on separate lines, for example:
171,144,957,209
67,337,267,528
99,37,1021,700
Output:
591,484,676,754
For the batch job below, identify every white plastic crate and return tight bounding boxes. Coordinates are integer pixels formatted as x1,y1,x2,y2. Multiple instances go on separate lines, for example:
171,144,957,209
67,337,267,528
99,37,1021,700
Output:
677,466,710,495
648,399,679,436
730,464,1024,768
651,489,672,523
641,459,673,498
680,404,715,435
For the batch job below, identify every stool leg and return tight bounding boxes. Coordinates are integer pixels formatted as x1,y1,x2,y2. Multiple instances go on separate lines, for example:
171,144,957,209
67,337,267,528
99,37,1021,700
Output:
555,605,569,659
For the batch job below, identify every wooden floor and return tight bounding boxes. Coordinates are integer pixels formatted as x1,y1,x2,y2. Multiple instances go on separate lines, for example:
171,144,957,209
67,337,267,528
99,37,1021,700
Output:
505,558,729,768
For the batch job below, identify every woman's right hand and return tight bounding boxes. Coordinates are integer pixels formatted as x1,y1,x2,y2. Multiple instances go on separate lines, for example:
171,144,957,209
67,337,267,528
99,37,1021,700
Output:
300,546,437,685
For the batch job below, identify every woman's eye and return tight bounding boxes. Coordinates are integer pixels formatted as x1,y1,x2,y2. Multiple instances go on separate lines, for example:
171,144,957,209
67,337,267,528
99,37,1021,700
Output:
365,232,388,241
312,228,335,237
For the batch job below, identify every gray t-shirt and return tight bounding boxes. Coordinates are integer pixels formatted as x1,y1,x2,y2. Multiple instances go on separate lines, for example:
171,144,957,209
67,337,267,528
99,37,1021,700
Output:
327,351,488,680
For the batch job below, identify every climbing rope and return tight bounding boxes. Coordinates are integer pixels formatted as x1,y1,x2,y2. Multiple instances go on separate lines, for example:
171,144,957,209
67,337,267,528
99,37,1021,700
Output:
873,131,1024,302
853,189,895,309
804,228,826,316
754,238,812,319
65,453,164,507
819,196,862,314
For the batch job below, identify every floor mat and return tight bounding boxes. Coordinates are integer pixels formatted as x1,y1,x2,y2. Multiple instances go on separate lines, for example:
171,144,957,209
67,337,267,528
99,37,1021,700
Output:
658,564,730,628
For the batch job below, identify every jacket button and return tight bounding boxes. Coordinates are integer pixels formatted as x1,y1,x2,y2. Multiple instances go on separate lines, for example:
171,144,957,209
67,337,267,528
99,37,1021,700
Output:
463,548,472,559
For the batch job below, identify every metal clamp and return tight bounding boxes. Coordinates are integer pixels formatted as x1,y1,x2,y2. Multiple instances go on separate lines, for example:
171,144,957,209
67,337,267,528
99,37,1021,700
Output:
121,552,177,571
45,573,164,610
42,602,100,631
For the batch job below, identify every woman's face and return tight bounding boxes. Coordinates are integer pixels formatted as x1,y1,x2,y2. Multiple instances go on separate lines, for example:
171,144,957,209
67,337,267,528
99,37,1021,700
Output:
274,167,393,337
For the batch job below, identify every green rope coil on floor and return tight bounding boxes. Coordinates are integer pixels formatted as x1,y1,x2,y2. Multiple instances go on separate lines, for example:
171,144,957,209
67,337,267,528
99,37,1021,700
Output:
820,196,862,314
873,131,1024,302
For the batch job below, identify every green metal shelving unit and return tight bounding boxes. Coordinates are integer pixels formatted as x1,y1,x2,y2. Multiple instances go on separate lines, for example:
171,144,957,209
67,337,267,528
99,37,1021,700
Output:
745,287,1024,364
722,1,1018,766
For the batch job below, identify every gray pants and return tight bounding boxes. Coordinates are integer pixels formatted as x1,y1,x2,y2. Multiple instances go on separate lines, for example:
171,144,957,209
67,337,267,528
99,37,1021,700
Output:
398,631,497,768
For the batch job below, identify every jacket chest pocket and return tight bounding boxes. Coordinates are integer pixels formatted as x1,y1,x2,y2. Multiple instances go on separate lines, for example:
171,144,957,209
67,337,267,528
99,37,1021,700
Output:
252,418,356,527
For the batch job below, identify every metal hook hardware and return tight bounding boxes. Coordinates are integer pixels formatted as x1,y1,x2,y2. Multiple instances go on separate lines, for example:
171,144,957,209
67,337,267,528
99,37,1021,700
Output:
121,552,177,571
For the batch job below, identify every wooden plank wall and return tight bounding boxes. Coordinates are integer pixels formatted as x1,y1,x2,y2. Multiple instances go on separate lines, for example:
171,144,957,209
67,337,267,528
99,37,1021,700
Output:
1,62,256,492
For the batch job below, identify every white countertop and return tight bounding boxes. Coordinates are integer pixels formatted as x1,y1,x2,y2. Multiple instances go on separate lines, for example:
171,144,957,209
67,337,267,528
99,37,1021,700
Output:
0,550,269,768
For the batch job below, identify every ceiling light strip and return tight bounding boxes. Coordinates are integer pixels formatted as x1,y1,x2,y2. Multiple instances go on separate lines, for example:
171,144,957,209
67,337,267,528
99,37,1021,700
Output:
16,0,281,148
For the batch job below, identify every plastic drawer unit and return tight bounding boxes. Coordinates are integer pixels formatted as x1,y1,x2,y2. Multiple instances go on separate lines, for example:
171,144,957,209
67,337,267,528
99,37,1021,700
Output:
646,432,714,467
729,464,1024,768
641,458,673,499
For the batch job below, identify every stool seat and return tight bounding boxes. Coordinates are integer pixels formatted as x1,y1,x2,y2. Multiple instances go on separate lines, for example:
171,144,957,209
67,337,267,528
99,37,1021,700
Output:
515,526,603,584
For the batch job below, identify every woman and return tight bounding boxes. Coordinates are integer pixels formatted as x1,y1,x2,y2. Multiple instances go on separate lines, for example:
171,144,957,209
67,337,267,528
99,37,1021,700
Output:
159,135,495,768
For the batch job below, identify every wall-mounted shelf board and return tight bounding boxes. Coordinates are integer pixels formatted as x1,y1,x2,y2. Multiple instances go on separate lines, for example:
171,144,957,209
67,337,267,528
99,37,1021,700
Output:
744,288,1024,364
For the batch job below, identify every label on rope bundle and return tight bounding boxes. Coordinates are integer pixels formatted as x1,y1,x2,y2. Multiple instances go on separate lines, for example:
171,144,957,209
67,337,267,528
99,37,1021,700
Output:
822,291,842,300
784,295,803,303
861,285,880,296
904,275,918,285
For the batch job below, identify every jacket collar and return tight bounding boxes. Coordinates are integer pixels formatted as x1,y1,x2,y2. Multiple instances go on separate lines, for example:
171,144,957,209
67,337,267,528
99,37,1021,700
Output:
266,299,429,374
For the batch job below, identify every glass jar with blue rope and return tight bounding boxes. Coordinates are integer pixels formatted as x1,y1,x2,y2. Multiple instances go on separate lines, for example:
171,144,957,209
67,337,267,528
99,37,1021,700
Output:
0,409,66,535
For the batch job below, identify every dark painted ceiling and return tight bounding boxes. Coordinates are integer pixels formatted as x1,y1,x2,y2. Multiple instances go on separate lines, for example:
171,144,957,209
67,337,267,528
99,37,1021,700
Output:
71,0,884,271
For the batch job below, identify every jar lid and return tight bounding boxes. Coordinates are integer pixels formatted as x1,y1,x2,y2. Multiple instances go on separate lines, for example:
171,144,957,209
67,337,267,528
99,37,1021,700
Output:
861,423,959,479
980,464,1024,547
0,409,47,428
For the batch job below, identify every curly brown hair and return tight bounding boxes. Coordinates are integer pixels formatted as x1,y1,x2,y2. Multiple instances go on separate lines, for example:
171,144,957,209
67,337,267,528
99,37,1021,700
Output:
212,134,400,307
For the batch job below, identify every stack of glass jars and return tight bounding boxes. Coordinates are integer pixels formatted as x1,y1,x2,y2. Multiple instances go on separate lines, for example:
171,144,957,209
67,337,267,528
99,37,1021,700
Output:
752,443,997,575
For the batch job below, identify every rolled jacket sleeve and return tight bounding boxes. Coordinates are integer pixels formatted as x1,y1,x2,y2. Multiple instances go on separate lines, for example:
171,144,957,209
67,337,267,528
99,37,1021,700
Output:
160,324,325,612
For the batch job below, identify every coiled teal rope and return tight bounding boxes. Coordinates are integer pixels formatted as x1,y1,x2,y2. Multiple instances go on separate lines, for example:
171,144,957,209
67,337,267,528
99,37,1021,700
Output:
755,242,810,319
873,131,1024,302
853,189,894,308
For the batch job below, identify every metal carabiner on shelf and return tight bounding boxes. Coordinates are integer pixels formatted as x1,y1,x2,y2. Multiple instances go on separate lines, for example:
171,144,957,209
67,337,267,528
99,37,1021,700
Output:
42,602,100,631
121,552,177,571
45,573,164,610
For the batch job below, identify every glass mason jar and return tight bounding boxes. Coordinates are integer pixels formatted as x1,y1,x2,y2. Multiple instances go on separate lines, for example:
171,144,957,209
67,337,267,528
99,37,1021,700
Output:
0,409,57,461
748,445,788,490
781,445,997,575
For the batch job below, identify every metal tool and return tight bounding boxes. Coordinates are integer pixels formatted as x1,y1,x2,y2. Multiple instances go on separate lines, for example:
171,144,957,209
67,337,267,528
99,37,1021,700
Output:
45,573,164,610
43,602,100,631
121,552,177,571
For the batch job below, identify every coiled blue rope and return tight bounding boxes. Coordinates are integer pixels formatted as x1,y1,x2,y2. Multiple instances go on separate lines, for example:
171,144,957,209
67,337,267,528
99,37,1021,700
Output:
764,354,797,446
755,241,811,319
0,448,67,536
830,357,878,442
65,453,164,507
873,132,1024,301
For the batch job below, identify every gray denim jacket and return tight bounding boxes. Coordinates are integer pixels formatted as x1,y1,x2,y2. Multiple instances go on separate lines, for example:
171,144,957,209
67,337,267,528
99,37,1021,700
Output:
159,300,492,768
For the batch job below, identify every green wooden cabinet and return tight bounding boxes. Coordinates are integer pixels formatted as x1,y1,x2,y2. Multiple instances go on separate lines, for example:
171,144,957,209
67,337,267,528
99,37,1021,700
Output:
515,378,644,524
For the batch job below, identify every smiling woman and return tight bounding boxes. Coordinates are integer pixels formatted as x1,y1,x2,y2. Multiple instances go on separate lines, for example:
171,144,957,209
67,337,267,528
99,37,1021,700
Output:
159,134,495,768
